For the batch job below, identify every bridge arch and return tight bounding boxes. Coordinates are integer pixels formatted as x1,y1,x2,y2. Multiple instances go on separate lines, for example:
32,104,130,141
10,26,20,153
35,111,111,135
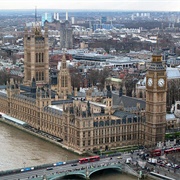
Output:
88,166,122,178
50,172,86,180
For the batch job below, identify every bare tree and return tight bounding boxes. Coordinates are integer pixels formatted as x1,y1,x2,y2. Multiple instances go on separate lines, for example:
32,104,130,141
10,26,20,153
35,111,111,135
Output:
0,70,10,85
167,79,180,111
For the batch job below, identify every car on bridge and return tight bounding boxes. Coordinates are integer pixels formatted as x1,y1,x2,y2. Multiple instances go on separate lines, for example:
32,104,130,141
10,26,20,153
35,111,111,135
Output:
117,156,122,159
71,163,77,166
53,162,64,166
46,167,53,170
21,167,34,172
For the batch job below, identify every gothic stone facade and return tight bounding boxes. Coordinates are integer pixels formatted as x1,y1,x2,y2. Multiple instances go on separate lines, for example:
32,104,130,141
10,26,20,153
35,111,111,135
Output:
0,81,145,153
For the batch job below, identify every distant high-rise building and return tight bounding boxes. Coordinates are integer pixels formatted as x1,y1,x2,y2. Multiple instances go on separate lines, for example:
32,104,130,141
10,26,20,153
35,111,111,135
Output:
41,13,53,26
54,12,59,21
101,16,107,24
66,11,68,21
131,14,134,21
60,20,73,49
71,17,75,24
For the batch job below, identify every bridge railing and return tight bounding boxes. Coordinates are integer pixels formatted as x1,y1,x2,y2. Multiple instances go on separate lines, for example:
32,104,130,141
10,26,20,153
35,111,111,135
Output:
0,159,79,177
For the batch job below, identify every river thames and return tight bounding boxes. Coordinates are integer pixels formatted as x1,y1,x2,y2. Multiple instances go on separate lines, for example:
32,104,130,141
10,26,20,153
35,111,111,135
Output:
0,121,139,179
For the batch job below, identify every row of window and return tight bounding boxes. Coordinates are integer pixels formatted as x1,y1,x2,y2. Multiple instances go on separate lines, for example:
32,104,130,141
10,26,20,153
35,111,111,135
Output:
82,134,138,146
148,92,164,102
93,126,139,136
11,101,36,115
41,122,62,132
36,71,44,81
11,100,64,127
36,53,44,63
93,117,140,127
69,125,140,138
61,76,68,87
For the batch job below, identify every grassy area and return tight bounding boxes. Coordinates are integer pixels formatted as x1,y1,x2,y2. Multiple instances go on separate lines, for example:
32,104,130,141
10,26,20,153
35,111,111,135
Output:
96,146,139,155
165,131,180,140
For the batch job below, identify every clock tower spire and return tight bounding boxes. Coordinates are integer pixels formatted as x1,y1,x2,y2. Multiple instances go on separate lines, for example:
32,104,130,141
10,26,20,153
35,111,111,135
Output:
145,50,167,146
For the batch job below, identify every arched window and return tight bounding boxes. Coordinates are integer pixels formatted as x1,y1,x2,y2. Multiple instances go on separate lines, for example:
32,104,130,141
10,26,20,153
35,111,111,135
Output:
133,116,137,123
139,91,143,98
122,118,126,124
105,120,109,126
99,121,104,127
111,120,115,125
41,53,44,62
177,104,180,110
116,119,121,125
93,122,98,127
36,53,38,62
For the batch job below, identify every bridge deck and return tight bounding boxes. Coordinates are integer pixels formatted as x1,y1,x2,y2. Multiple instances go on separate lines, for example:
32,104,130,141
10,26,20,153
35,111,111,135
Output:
33,162,122,180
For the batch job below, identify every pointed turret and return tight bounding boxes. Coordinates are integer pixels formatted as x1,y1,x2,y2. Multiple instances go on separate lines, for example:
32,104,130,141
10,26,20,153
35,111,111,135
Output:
122,80,126,95
31,77,37,94
57,54,72,99
105,85,113,115
7,78,20,98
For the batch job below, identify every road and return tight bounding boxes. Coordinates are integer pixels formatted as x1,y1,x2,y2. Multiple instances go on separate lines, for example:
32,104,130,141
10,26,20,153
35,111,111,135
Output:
131,150,180,180
1,150,180,180
0,153,131,180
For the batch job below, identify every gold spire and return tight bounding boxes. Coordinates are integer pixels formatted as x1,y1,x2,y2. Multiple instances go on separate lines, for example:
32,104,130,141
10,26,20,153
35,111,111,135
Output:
152,33,162,62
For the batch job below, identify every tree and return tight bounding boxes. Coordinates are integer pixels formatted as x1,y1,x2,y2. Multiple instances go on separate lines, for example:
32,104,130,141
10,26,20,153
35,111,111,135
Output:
167,79,180,109
0,70,10,85
11,54,17,65
98,68,110,90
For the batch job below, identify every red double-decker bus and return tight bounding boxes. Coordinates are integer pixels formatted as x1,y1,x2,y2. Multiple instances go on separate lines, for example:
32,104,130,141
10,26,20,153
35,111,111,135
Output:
164,148,175,154
176,147,180,152
79,155,100,164
164,147,180,154
151,149,161,157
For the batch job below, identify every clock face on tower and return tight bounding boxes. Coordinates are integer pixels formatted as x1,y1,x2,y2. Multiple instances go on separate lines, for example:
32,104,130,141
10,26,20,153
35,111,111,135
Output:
158,78,165,87
147,78,153,87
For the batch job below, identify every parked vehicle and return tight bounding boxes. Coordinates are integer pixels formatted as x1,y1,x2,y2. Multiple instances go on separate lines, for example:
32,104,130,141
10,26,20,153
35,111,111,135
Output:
71,163,77,166
46,167,53,170
148,158,157,165
126,158,132,164
151,149,161,157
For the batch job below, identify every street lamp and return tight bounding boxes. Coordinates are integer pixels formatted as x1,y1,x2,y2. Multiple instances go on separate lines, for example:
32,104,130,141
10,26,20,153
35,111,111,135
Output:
63,154,68,162
100,149,102,156
23,162,26,168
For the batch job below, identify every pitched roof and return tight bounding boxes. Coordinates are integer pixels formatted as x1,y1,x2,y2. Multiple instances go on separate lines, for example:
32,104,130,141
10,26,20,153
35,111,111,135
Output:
112,93,146,110
113,110,137,118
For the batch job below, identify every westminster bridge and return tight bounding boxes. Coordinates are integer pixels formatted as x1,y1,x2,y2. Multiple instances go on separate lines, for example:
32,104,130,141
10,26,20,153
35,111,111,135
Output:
0,154,141,180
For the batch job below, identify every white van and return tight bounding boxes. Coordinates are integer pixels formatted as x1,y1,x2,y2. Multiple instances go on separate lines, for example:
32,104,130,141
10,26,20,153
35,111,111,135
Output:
126,158,132,164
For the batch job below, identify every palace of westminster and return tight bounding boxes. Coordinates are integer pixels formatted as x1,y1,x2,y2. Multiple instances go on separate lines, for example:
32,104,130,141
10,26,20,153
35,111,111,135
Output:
0,25,168,153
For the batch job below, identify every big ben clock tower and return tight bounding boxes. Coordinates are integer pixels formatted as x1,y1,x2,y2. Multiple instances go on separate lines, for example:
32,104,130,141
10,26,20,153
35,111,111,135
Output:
145,50,167,146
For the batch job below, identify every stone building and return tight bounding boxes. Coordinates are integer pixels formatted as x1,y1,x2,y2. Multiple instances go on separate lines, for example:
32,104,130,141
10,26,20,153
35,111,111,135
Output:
0,25,169,154
23,25,49,86
57,54,72,99
145,50,167,146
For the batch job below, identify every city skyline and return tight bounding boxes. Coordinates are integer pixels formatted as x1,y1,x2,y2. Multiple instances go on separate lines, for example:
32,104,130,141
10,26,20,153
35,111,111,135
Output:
0,0,179,11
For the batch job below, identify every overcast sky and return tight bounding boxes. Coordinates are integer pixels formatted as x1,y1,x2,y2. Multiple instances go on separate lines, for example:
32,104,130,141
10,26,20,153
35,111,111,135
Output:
0,0,179,11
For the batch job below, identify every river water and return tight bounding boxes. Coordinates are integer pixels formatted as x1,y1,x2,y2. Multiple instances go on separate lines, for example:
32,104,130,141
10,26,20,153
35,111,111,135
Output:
0,121,139,179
